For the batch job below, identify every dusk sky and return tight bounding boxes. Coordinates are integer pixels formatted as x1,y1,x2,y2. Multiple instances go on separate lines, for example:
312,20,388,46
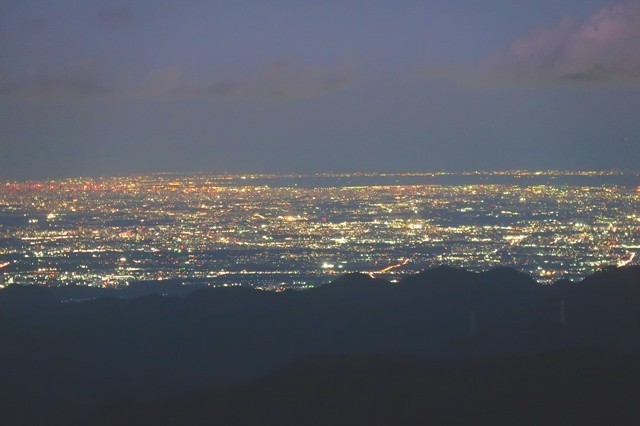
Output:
1,0,639,179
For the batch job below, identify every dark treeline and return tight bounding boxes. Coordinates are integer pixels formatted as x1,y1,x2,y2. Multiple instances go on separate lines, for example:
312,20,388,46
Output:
1,265,639,425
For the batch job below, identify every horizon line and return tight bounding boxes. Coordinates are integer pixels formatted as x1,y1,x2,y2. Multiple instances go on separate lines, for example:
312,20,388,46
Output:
2,168,640,184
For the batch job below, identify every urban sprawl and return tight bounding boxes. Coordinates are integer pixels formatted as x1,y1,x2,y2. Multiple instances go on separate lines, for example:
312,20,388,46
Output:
1,171,639,289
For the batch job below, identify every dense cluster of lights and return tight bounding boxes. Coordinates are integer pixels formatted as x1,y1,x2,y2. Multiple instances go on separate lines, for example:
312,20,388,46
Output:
0,171,638,289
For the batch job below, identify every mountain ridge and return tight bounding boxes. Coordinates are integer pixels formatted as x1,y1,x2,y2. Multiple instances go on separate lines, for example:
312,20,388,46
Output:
1,264,639,425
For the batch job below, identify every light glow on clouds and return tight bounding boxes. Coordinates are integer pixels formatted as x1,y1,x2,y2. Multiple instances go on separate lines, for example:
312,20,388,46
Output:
422,1,640,86
499,0,640,85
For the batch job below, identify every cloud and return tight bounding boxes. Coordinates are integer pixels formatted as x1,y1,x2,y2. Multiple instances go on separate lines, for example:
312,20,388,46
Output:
0,60,357,102
96,6,135,29
0,61,112,100
169,60,359,101
424,1,640,87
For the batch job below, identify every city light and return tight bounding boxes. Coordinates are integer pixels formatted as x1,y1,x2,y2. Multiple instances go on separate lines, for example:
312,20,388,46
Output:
0,170,638,289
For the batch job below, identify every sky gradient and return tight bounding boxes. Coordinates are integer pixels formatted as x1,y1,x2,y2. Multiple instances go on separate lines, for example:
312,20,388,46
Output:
1,0,639,179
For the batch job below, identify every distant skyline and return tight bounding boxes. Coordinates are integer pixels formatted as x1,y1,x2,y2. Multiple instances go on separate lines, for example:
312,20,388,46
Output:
2,1,640,179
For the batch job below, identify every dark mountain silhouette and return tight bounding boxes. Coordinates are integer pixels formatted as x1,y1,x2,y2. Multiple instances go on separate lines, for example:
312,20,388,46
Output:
0,279,209,315
0,265,639,425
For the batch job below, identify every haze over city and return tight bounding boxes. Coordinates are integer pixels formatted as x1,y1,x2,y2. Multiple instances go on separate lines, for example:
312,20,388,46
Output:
2,0,640,178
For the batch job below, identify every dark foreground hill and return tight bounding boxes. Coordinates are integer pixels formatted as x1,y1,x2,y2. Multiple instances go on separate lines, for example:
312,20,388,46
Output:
86,351,640,426
0,265,639,425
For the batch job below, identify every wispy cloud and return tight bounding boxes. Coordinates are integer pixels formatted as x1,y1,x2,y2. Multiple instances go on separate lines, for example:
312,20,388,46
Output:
0,60,358,102
0,60,112,100
423,1,640,87
168,60,359,101
96,6,135,29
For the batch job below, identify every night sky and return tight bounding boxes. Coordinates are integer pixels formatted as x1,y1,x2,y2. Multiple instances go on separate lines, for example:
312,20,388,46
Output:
1,1,639,179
